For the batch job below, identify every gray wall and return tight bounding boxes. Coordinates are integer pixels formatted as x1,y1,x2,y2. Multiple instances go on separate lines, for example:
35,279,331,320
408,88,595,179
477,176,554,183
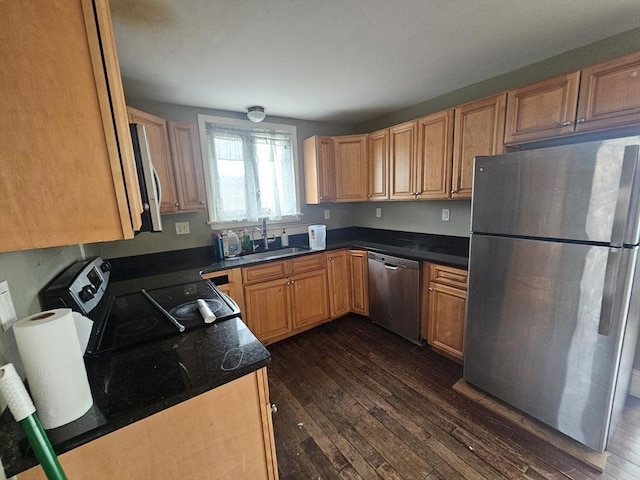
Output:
88,102,355,259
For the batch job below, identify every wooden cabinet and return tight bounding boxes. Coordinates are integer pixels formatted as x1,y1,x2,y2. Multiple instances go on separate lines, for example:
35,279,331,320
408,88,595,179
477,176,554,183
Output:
128,107,206,213
168,121,207,211
452,94,506,199
416,109,454,200
334,134,368,202
505,52,640,145
20,368,278,480
389,120,419,200
303,135,335,204
326,250,350,319
242,254,329,344
368,129,390,200
348,250,369,316
576,51,640,133
423,263,468,364
0,0,143,252
504,71,581,144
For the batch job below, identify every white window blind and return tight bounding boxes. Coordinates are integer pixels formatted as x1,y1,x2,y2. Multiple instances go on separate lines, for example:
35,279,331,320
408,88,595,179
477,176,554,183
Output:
198,116,300,224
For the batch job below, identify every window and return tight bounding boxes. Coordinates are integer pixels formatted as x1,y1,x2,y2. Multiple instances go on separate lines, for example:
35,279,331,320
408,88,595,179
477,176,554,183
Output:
198,115,300,225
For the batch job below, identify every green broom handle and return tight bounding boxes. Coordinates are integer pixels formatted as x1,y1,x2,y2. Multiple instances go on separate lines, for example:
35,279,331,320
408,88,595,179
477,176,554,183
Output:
19,414,67,480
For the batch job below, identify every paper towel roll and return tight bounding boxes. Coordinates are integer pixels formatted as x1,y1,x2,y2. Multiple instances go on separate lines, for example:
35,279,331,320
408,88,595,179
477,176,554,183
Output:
197,299,216,324
14,309,93,429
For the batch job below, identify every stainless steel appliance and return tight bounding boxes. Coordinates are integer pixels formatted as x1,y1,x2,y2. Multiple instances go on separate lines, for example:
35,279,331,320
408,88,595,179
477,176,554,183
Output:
368,252,421,344
464,136,640,452
130,124,162,233
43,257,241,356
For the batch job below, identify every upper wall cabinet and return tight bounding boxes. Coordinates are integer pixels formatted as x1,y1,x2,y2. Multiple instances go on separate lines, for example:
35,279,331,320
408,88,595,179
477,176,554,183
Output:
128,108,206,214
452,94,506,199
504,72,581,144
334,135,368,202
303,136,335,204
367,129,390,201
0,0,142,252
576,52,640,133
416,109,454,200
389,121,419,200
505,52,640,145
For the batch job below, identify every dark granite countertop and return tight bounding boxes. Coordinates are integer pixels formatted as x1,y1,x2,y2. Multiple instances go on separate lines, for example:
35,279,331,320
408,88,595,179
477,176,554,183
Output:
1,317,270,477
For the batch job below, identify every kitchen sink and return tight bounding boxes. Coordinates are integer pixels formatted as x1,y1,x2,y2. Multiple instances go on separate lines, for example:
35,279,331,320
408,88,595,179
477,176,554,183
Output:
239,246,310,262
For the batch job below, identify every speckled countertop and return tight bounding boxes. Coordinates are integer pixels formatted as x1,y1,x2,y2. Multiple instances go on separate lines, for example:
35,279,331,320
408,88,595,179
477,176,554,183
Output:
0,227,468,477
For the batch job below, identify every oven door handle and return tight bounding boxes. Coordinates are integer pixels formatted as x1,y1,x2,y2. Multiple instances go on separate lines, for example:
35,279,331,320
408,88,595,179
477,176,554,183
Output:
141,289,185,332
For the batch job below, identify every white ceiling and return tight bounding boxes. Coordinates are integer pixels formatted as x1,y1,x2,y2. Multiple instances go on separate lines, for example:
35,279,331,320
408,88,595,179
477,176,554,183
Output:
110,0,640,125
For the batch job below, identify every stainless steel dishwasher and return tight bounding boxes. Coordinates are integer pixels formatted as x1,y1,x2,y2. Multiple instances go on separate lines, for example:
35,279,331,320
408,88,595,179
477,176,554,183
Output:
368,252,422,344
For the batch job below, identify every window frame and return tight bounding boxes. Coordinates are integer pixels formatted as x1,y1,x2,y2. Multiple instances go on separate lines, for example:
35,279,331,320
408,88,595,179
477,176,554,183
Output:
197,114,302,229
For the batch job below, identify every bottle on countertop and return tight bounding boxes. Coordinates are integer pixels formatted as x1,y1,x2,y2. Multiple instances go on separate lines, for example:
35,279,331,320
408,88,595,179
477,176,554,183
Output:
226,230,241,257
281,228,289,247
213,234,224,260
241,229,252,254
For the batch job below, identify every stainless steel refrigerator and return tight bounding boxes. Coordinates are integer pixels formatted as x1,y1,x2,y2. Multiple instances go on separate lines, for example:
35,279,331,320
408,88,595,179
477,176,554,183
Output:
464,136,640,452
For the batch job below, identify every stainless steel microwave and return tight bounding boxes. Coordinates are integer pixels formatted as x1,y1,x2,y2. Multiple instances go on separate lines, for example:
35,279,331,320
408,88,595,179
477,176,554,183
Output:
130,124,162,233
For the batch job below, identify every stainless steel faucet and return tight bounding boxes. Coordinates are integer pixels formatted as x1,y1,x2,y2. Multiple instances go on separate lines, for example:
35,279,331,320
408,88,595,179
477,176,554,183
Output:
259,217,276,250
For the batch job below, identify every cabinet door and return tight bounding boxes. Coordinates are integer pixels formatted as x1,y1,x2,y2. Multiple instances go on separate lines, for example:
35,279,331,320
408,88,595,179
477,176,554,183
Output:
504,71,580,144
416,110,454,200
20,369,278,480
334,135,368,202
452,93,506,199
244,278,291,343
290,270,330,329
0,0,139,252
428,282,466,364
576,51,640,133
327,250,350,319
303,136,335,204
128,107,179,213
348,250,369,316
368,129,390,200
168,122,206,211
389,120,419,200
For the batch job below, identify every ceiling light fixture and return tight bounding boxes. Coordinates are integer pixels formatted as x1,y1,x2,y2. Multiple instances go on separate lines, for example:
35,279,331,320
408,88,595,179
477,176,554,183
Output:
247,106,266,123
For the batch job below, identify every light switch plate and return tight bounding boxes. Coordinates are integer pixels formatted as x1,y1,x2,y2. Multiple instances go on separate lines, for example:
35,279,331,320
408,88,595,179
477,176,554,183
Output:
175,222,190,235
0,281,18,332
324,209,330,220
376,208,382,218
441,208,450,222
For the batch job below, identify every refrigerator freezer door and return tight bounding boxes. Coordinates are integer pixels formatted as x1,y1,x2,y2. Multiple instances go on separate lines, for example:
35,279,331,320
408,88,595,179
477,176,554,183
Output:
464,234,637,451
471,138,640,245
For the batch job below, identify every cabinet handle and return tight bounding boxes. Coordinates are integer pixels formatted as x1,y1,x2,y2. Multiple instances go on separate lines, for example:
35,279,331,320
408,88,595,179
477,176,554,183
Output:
271,403,278,414
428,287,433,291
175,202,179,207
367,194,372,198
561,121,573,126
576,118,586,124
328,257,333,261
200,201,205,205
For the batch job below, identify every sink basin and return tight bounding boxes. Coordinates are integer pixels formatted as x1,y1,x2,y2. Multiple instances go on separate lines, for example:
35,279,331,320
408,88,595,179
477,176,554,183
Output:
239,246,310,262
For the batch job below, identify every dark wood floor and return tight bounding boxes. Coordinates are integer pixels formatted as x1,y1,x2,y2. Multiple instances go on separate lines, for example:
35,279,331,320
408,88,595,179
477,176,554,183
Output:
267,315,640,480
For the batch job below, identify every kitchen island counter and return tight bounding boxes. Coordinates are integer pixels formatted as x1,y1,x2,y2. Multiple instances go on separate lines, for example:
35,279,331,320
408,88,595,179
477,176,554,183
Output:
0,316,271,477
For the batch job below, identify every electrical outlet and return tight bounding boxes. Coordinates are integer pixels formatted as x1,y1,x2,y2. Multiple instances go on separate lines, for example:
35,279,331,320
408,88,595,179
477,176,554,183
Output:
0,281,18,332
175,222,190,235
441,208,450,222
376,208,382,218
324,209,330,220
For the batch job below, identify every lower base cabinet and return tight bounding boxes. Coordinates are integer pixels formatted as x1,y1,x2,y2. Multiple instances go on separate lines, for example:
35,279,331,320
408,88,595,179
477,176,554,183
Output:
348,250,369,315
19,368,278,480
423,263,468,364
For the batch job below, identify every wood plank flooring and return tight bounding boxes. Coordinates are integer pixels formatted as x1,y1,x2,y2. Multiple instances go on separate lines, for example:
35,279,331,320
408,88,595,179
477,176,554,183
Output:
267,315,640,480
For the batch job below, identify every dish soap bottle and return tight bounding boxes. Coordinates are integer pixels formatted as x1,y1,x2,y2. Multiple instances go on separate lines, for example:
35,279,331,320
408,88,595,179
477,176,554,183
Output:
226,230,241,257
281,228,289,247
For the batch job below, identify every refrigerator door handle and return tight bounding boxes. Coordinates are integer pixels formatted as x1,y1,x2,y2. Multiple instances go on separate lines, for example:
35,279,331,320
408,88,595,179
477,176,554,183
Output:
598,247,634,336
612,145,640,246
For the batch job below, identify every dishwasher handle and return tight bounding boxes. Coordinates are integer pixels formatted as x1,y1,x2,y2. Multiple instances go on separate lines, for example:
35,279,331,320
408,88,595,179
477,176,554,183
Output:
383,262,400,270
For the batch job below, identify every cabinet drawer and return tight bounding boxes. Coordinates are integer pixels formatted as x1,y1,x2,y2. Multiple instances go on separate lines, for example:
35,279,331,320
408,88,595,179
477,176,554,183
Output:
430,264,468,290
290,253,326,275
242,260,288,285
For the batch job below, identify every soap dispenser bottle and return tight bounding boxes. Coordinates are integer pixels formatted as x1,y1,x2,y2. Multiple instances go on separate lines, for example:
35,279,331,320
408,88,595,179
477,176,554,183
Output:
281,228,289,247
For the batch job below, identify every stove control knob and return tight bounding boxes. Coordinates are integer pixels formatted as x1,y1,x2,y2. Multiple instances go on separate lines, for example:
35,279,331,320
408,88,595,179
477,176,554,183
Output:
79,285,95,302
100,261,112,273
